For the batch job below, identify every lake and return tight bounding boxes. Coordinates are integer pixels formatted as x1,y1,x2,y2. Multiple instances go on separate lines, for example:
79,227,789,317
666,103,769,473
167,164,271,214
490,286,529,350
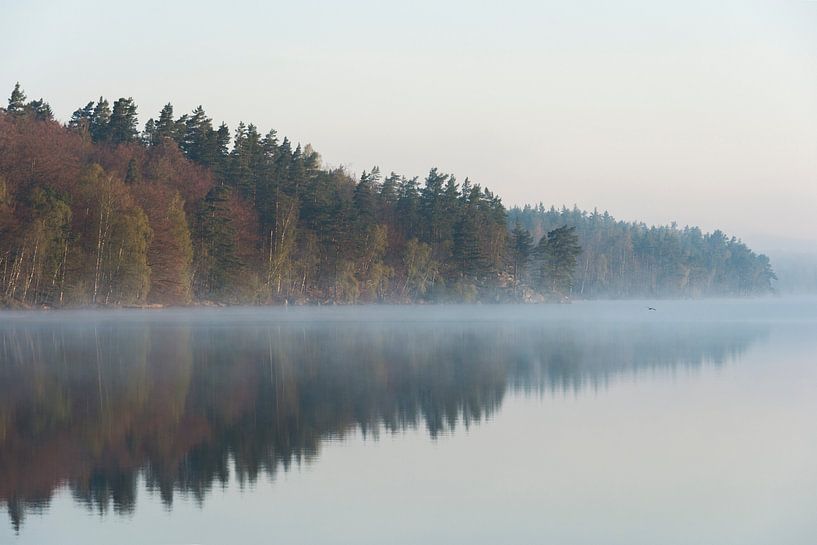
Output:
1,299,815,544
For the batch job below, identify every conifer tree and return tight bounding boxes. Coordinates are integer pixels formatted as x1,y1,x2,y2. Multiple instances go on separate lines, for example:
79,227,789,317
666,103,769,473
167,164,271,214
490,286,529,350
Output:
7,83,26,115
108,97,139,144
510,221,533,292
452,212,482,279
194,185,240,297
535,225,582,297
212,123,231,180
153,103,179,144
395,176,420,240
354,167,379,228
90,98,111,142
125,158,141,184
182,106,213,164
142,118,157,145
69,102,96,135
26,99,53,121
379,172,399,208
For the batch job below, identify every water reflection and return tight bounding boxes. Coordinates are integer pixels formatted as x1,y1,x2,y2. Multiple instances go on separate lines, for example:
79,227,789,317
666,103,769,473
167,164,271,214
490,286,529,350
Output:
0,308,766,532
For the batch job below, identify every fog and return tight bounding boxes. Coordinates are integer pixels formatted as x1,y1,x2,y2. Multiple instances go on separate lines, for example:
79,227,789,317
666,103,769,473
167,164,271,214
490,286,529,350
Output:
2,299,816,544
4,296,815,326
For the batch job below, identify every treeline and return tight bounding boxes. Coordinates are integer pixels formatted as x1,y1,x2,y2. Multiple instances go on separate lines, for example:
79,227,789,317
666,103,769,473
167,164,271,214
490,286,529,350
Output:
510,205,776,298
0,83,773,306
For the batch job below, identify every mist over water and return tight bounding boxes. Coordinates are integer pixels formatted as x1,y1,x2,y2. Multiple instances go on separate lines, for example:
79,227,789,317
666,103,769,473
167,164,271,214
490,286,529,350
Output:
1,299,815,544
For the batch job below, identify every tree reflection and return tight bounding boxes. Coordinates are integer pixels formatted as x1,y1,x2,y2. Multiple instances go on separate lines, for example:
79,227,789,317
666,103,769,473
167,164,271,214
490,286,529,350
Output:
0,312,765,530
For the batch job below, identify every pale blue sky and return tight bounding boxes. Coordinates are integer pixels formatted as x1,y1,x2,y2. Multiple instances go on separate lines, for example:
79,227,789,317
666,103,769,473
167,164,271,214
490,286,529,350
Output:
2,0,816,248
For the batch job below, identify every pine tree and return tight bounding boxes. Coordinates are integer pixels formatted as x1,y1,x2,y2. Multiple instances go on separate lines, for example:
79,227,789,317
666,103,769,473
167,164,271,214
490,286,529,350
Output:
69,101,96,135
212,123,231,180
510,221,533,291
228,122,262,201
154,103,178,144
452,212,482,278
142,118,157,145
194,184,240,297
7,83,26,115
395,176,420,240
354,167,379,228
181,106,213,163
125,158,141,184
253,128,280,249
26,99,53,121
380,172,399,208
90,98,111,142
108,97,139,144
420,168,450,245
535,225,582,297
286,143,305,195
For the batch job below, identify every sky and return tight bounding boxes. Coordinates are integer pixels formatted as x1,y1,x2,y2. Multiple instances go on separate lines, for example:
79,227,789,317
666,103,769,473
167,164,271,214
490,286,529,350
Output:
2,0,816,252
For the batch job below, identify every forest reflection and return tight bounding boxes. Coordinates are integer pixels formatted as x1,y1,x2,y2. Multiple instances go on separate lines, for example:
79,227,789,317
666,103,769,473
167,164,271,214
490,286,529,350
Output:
0,310,766,531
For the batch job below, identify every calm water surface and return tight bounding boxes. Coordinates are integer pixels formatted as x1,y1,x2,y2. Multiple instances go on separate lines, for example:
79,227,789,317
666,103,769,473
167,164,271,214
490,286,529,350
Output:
1,299,815,544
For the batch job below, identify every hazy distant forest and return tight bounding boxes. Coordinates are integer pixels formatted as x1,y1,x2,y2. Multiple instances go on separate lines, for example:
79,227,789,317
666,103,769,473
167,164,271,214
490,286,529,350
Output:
0,84,775,307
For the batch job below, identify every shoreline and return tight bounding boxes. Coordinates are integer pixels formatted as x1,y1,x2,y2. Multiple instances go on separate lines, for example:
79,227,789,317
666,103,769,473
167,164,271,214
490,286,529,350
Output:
0,293,788,312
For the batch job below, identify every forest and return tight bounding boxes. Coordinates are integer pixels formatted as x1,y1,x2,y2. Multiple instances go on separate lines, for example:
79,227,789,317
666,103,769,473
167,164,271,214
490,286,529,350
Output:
0,83,776,307
510,205,777,298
